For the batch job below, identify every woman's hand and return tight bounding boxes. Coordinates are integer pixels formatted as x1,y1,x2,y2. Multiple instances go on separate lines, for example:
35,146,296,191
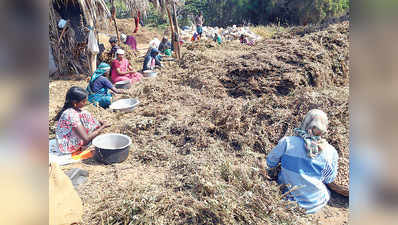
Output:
101,122,111,129
117,90,127,95
257,158,279,180
99,120,111,128
116,68,130,75
98,121,111,129
74,122,110,146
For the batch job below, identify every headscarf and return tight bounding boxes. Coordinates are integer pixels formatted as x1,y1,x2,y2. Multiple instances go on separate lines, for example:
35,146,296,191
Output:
121,33,127,43
116,48,125,55
150,48,159,57
89,62,111,84
109,36,117,43
149,38,160,49
294,109,329,158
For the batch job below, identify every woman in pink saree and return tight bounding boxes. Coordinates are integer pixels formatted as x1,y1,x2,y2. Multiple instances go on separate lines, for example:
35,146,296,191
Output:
111,48,143,84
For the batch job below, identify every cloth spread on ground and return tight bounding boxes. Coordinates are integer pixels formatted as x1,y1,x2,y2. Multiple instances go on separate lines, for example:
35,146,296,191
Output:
49,139,80,165
49,139,94,165
49,162,83,225
111,58,142,84
266,136,338,214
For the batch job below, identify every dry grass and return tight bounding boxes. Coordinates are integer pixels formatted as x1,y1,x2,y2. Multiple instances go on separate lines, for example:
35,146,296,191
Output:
49,21,349,224
250,25,287,39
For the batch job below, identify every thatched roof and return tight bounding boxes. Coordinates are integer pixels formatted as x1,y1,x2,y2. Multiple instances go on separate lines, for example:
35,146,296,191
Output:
49,0,113,75
49,0,179,75
51,0,111,25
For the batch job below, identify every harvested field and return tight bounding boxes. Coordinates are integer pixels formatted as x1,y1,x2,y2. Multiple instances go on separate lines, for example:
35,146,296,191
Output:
49,21,349,224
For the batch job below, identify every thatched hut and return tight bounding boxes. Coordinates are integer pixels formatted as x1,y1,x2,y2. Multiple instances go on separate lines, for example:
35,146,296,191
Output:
49,0,111,75
49,0,171,76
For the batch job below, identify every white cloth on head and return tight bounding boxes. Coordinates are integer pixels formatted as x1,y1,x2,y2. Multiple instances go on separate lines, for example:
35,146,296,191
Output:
300,109,329,134
121,33,127,42
116,48,125,55
148,38,160,49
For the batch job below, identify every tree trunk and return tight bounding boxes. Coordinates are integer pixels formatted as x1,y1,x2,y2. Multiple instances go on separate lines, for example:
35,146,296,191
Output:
172,1,179,35
111,1,120,43
165,2,175,41
172,2,181,60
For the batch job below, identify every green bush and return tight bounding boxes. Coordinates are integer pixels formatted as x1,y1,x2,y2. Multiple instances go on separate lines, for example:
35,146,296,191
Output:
180,0,349,27
143,4,168,27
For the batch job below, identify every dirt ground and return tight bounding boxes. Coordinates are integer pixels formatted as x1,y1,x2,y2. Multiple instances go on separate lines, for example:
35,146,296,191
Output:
49,20,349,224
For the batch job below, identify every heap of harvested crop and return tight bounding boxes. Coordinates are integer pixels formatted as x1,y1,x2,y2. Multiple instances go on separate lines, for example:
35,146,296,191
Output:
175,21,350,187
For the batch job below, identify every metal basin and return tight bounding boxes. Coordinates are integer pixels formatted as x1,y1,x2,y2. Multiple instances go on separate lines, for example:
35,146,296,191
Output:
115,80,131,89
92,133,131,164
143,70,158,77
110,98,139,112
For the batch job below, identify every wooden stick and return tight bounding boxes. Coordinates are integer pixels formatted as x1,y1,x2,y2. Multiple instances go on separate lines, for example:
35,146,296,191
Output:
113,18,120,43
111,1,120,43
172,1,179,35
165,2,174,39
57,21,69,44
172,1,181,60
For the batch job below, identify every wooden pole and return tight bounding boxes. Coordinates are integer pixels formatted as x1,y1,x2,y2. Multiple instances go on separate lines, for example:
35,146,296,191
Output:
111,0,120,43
172,1,179,35
172,1,181,60
165,3,174,36
165,2,177,58
57,21,69,44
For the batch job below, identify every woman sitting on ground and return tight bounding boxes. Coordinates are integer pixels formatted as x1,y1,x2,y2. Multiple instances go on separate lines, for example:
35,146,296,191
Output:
239,34,255,46
86,62,126,109
158,37,172,56
121,33,137,51
213,33,222,44
54,86,110,154
143,48,162,71
191,32,200,42
111,48,143,84
108,36,119,59
262,109,340,214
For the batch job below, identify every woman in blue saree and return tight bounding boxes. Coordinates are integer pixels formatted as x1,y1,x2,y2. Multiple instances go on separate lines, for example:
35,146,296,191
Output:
87,62,126,109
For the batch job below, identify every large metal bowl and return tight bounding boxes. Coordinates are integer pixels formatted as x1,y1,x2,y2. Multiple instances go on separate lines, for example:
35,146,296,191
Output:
92,133,132,164
115,80,131,89
109,98,139,112
143,70,158,78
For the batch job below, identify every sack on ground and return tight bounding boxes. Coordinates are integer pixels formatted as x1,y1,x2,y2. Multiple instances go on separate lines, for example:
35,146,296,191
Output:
49,163,83,225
